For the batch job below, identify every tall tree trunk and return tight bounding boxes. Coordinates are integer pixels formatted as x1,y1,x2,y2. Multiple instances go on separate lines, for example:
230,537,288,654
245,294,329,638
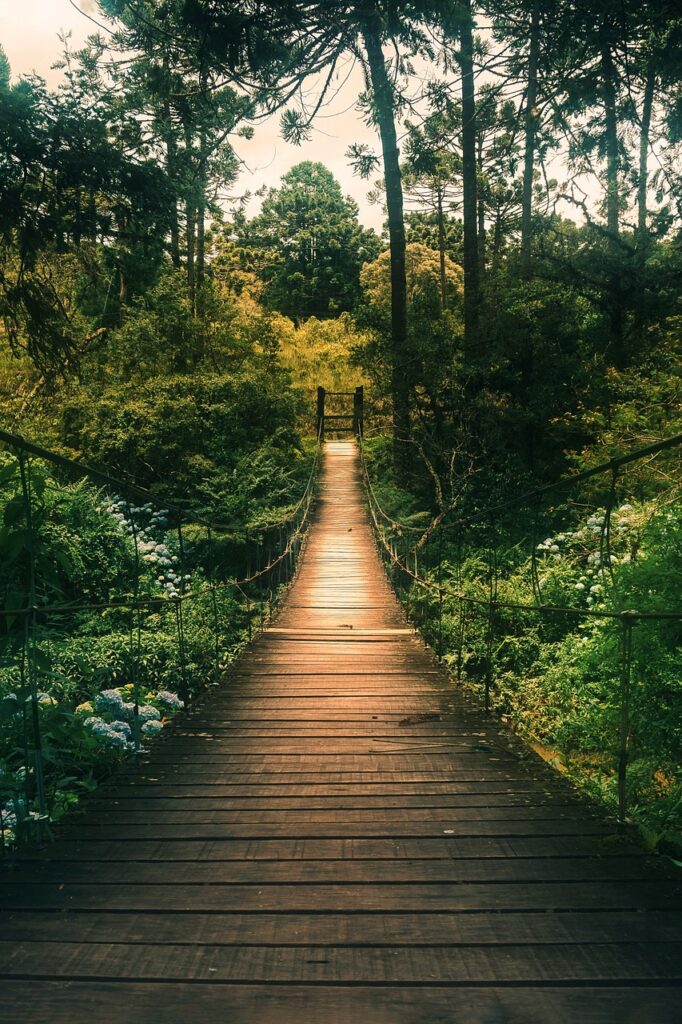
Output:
635,62,656,343
492,205,503,272
637,63,655,242
186,196,196,310
166,137,181,269
117,215,128,324
362,24,410,466
460,0,479,361
600,38,619,240
74,184,82,248
437,187,447,311
196,191,206,307
169,198,181,270
195,132,208,318
520,0,540,279
600,30,623,365
476,131,485,276
87,190,97,244
185,126,196,311
163,59,181,270
477,189,486,276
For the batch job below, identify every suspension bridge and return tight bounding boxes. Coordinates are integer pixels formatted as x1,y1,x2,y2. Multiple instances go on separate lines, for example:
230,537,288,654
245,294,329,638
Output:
0,418,681,1021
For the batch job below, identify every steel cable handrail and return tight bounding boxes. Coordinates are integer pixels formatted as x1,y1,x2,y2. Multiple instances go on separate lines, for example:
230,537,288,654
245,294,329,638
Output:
0,424,324,619
0,426,321,537
0,423,324,845
359,430,682,623
229,445,320,586
358,430,682,824
360,430,682,560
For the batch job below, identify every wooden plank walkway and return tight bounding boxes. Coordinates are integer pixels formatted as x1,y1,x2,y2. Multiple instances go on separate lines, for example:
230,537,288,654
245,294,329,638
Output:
1,439,681,1023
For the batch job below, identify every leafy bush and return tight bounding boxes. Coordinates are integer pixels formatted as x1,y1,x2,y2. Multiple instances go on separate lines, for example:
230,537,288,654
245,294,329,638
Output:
0,444,302,849
368,443,682,842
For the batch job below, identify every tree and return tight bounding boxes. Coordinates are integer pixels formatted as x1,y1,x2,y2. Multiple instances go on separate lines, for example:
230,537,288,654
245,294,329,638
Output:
458,0,480,359
0,45,10,92
358,242,464,441
405,210,463,267
235,162,380,320
485,0,553,280
539,0,682,366
402,116,462,310
0,63,171,373
361,242,463,318
521,1,541,278
99,0,252,313
176,0,456,466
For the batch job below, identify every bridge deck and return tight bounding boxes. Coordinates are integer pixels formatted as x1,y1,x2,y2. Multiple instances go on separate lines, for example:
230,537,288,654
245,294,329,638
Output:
1,440,680,1022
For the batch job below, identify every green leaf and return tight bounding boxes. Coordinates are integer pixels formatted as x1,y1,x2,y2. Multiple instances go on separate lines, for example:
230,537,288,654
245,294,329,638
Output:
3,497,26,527
0,463,18,487
33,648,51,672
4,529,31,561
53,549,73,576
0,697,20,724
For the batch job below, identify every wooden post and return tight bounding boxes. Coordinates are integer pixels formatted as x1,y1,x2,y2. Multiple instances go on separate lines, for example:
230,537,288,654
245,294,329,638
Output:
353,386,364,437
316,386,325,440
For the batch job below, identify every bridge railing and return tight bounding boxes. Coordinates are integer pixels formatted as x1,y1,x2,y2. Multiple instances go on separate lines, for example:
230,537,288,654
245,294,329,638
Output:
316,386,364,439
359,431,682,825
0,425,322,848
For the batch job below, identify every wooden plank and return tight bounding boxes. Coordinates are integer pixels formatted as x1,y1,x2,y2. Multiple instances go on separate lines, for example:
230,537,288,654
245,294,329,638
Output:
6,856,665,886
96,780,576,798
1,910,677,947
125,755,546,768
68,807,599,825
76,794,586,811
3,881,680,912
169,725,502,737
1,940,679,983
17,834,644,863
46,820,618,839
115,769,568,783
0,982,681,1024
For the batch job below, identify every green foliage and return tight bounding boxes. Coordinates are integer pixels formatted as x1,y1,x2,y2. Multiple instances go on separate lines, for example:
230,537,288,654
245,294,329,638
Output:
0,68,172,370
355,242,465,437
1,0,681,858
370,443,682,840
0,415,310,847
278,314,370,397
234,162,381,320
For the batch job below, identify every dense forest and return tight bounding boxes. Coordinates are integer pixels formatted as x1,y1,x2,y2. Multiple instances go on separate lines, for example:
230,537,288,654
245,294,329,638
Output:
0,1,680,846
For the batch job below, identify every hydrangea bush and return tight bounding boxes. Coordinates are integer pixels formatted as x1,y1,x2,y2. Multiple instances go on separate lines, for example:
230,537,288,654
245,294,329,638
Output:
103,496,189,600
0,683,185,845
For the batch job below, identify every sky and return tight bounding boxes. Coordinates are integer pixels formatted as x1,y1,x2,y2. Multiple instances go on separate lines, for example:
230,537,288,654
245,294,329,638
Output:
1,0,607,232
0,0,386,229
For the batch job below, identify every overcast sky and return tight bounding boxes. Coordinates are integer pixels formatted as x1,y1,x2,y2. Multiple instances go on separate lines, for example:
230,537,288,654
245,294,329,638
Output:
1,0,387,229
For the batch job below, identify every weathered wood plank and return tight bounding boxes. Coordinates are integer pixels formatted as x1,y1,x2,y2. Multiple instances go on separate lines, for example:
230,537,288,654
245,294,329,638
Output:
1,940,679,983
1,910,677,946
75,790,585,806
3,881,680,912
5,856,666,885
15,835,644,862
45,819,619,839
0,981,681,1024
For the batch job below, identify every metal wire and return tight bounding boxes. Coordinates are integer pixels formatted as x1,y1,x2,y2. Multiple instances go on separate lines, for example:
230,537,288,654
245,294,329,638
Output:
359,433,682,625
0,422,324,848
358,430,682,823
